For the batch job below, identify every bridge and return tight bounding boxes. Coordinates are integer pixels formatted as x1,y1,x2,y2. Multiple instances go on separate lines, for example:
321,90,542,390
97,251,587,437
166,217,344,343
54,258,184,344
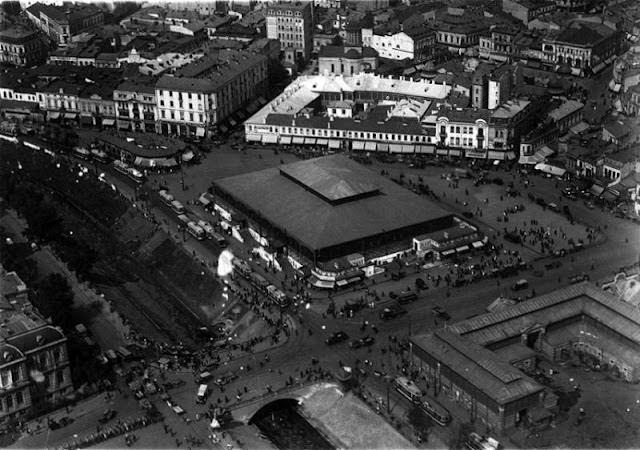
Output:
229,381,339,424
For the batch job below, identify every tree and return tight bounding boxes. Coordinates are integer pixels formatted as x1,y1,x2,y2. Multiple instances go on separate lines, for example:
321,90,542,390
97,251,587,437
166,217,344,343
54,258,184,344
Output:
407,404,434,442
449,421,475,450
32,273,75,329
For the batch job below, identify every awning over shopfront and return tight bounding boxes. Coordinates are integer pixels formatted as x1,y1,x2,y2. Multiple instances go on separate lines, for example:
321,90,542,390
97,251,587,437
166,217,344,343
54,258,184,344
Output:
64,112,77,119
389,144,403,153
487,150,505,160
535,162,566,177
181,150,194,162
196,127,205,137
304,137,316,145
309,276,335,289
134,157,155,168
292,136,304,144
416,145,435,154
505,151,516,160
102,118,115,126
441,249,455,257
80,115,93,125
589,184,605,196
263,134,278,144
402,144,415,153
245,133,263,142
449,149,461,157
601,189,619,201
328,140,341,149
456,245,470,253
471,241,485,249
570,121,589,134
48,111,60,120
317,139,329,146
280,136,292,145
156,157,178,168
352,141,365,150
377,143,389,152
365,141,376,151
466,150,487,159
436,148,448,155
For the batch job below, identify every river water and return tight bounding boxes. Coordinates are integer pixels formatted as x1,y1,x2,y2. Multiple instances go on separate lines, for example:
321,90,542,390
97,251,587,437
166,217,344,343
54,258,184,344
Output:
251,399,335,450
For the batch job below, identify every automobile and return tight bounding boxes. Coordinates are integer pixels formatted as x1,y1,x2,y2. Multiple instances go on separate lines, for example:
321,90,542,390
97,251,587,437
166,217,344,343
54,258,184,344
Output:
431,306,450,321
380,306,408,320
547,202,560,212
326,331,349,345
544,261,562,270
569,274,590,284
350,336,375,349
415,277,427,290
511,279,529,291
391,271,406,280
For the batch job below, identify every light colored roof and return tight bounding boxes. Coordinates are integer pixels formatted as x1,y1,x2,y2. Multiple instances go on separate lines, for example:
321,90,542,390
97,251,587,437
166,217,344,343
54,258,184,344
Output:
548,99,584,121
491,99,531,119
247,74,451,125
449,282,640,346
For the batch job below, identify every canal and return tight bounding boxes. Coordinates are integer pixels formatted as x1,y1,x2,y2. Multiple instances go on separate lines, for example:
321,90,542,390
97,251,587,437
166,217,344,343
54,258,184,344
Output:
250,399,335,450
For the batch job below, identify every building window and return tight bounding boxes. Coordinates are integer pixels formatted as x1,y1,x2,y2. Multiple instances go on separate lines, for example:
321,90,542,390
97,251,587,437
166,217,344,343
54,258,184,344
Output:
16,391,23,405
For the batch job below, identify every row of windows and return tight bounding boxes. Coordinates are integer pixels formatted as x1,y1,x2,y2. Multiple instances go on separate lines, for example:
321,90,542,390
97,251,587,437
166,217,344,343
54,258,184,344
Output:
251,124,431,142
160,91,203,100
0,390,25,411
160,109,202,122
444,125,482,134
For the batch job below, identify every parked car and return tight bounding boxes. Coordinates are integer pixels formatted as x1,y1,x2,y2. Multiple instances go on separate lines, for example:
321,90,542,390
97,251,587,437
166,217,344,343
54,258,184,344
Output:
431,306,450,321
569,274,590,284
544,261,562,270
350,336,375,349
380,306,408,320
326,331,349,345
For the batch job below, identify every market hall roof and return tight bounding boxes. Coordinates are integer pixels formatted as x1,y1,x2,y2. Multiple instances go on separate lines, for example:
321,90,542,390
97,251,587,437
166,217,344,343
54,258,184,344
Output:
213,154,451,253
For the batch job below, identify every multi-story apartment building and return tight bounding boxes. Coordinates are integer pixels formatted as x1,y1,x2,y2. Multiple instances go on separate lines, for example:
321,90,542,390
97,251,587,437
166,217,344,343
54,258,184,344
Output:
0,268,73,424
155,50,267,137
265,1,313,68
114,77,158,133
471,63,514,110
602,147,640,182
501,0,556,25
0,26,47,67
35,67,120,125
542,22,620,74
430,12,490,53
25,2,104,46
369,25,436,62
479,26,519,63
548,99,583,133
435,108,492,152
318,46,378,75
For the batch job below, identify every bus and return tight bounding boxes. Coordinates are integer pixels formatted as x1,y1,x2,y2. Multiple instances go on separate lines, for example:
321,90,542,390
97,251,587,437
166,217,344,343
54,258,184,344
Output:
271,288,290,308
394,376,423,403
187,222,206,240
210,231,228,247
128,167,144,184
232,258,251,277
159,189,175,206
418,397,452,426
90,148,110,163
398,291,418,304
113,160,129,176
197,220,215,237
250,272,269,292
72,146,91,160
177,214,190,225
170,200,185,214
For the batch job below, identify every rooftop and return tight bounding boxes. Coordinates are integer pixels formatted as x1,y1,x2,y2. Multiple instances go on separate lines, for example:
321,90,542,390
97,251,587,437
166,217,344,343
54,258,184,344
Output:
213,155,451,253
548,99,584,121
492,99,531,120
247,74,451,126
411,329,543,405
98,133,185,158
547,22,617,47
319,45,379,59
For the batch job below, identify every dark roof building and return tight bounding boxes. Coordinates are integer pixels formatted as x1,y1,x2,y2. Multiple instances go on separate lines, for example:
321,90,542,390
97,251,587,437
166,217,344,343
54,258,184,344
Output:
213,154,453,264
411,282,640,433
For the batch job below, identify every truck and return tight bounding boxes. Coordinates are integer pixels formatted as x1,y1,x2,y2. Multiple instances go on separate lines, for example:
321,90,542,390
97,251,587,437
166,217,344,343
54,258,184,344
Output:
187,222,206,240
197,220,216,237
397,291,418,304
170,200,185,214
159,189,175,206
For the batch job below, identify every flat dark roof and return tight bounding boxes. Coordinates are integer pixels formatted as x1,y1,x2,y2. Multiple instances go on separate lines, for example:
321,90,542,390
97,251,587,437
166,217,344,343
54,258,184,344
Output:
214,155,451,253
